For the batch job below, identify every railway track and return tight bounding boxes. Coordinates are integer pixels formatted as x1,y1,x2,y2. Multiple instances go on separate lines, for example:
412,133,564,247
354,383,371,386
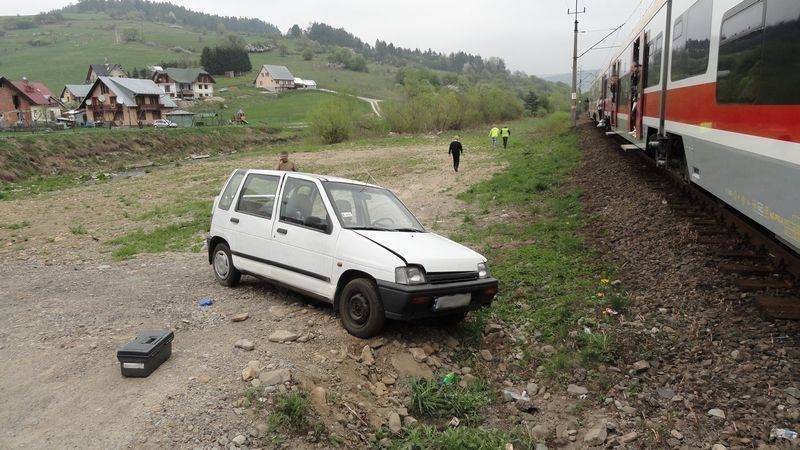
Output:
597,125,800,320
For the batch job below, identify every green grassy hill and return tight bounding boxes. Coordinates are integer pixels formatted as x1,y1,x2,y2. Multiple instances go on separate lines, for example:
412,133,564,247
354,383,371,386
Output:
0,12,399,100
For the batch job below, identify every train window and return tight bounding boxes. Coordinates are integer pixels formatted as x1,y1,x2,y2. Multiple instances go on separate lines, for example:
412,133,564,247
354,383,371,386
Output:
717,1,765,103
671,0,713,81
717,1,800,104
646,33,663,88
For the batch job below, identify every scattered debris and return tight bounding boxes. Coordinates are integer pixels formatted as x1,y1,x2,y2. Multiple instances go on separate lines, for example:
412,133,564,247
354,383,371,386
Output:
770,428,797,441
448,417,460,428
231,313,249,322
707,408,726,419
197,298,213,307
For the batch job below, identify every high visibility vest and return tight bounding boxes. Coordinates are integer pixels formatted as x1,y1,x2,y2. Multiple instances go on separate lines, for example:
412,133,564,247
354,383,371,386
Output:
500,128,510,137
490,127,500,138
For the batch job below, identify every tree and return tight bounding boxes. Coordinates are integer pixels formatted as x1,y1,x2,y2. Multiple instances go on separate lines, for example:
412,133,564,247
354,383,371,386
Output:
200,45,251,74
302,48,314,61
121,27,141,42
278,43,288,57
524,90,540,114
288,24,302,38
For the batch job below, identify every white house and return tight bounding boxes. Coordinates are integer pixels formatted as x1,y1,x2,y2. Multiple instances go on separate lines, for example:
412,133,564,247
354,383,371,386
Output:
152,68,216,100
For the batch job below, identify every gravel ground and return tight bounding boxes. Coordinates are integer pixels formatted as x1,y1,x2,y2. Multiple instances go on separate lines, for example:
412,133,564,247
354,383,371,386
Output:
575,123,799,449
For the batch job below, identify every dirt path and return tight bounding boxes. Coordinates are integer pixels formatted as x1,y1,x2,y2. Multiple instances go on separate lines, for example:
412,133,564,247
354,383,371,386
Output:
0,142,502,448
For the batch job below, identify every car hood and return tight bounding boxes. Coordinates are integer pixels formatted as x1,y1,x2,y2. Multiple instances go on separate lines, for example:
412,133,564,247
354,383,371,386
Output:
354,230,485,272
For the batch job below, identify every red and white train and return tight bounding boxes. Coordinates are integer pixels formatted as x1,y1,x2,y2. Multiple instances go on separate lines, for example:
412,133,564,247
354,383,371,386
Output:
590,0,799,254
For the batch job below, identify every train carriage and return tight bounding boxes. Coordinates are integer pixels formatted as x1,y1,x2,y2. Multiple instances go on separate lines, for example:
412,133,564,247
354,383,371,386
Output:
591,0,800,255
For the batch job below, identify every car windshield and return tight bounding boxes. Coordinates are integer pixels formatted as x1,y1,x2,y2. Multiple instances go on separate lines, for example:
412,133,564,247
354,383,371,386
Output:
323,181,425,232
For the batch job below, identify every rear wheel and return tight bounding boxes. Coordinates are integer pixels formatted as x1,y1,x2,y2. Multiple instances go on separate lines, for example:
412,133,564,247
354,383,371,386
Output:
339,278,385,338
212,242,241,287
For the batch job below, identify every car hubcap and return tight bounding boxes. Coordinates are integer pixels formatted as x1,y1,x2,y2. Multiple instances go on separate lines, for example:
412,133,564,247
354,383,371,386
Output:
348,293,369,324
214,250,229,278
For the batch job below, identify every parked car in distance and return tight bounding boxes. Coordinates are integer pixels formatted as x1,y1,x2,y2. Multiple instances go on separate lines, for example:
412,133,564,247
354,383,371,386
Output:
207,170,498,337
153,119,178,128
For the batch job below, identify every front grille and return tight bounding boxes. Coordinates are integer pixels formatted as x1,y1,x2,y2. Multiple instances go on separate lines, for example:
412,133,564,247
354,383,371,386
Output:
427,271,479,284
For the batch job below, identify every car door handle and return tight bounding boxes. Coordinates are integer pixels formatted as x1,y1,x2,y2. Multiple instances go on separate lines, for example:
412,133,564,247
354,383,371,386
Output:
277,228,287,235
230,217,239,224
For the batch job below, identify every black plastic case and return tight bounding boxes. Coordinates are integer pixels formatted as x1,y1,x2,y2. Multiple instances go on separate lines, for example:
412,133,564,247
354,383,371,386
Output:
116,330,174,377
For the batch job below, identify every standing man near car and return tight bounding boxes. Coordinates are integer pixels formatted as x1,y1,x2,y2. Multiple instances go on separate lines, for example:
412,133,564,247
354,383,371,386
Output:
489,125,500,149
276,151,298,171
500,126,511,149
448,135,464,172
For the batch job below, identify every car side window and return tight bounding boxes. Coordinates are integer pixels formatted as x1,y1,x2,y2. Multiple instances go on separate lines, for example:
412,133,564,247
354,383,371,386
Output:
279,178,331,232
235,174,279,219
218,169,246,211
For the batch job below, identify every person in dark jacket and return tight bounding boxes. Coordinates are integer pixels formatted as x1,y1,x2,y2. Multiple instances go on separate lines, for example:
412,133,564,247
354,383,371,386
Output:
448,136,463,172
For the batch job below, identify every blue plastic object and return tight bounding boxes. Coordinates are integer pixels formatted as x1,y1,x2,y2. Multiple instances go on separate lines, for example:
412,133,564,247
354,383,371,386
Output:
198,298,214,307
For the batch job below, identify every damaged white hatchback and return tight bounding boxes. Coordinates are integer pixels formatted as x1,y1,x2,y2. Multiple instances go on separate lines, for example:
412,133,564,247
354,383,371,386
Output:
207,169,498,338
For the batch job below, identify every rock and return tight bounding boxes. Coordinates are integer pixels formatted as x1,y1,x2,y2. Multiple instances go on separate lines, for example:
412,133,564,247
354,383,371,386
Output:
231,313,249,322
711,445,727,450
268,330,300,343
403,415,418,427
535,444,548,450
485,323,503,334
260,368,291,386
632,360,650,372
540,344,557,354
567,384,588,396
422,342,436,355
388,412,402,434
530,423,551,439
361,345,375,366
785,387,800,400
730,349,740,359
369,337,387,349
250,378,261,388
670,429,683,440
656,388,676,399
234,339,255,351
391,354,434,379
584,424,607,446
526,383,539,396
242,366,257,382
618,431,638,444
409,347,427,363
381,375,396,385
480,349,493,362
310,386,328,414
707,408,726,419
232,435,246,446
448,417,460,428
515,399,536,413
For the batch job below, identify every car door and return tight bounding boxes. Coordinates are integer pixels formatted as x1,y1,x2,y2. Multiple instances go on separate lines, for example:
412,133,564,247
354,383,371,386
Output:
269,176,338,299
228,172,281,278
211,169,247,249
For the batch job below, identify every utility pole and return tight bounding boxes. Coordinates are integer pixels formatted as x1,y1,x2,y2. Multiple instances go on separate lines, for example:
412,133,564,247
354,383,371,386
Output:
568,0,586,127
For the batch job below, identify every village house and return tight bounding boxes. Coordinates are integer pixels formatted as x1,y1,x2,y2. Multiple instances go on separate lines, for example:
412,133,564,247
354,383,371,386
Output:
254,65,295,92
152,68,215,100
0,76,63,128
79,76,176,126
85,63,126,84
60,84,92,105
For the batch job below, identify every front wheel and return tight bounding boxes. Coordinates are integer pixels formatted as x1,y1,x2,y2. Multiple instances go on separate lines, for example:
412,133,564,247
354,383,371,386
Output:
339,278,385,338
212,242,241,287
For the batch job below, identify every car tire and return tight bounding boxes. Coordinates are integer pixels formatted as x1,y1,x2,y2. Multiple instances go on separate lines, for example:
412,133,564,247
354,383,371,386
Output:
339,278,385,338
212,242,241,287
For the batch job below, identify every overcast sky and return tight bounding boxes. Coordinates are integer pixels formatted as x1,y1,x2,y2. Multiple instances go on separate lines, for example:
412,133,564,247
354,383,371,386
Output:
1,0,650,76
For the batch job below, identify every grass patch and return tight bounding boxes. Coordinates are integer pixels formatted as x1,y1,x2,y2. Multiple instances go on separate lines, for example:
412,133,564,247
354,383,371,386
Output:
453,112,624,381
409,377,492,424
268,391,311,434
69,224,87,235
108,197,212,259
0,220,29,230
387,425,529,450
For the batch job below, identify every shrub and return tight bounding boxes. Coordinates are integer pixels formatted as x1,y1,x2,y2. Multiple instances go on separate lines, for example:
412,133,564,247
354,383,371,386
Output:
269,392,310,433
309,97,355,144
301,48,314,61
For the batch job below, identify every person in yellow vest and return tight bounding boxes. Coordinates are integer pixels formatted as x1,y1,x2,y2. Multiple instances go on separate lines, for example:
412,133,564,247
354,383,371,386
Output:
489,125,500,148
500,126,511,149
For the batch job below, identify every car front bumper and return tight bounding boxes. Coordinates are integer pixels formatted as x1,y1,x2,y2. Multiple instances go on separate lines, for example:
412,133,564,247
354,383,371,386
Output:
376,278,498,320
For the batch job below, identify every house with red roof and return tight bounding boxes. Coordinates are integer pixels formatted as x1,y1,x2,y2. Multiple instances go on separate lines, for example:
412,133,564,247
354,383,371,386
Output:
0,77,63,128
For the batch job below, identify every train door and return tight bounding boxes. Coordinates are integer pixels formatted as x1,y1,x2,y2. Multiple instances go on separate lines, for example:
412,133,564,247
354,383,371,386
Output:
631,36,643,139
611,60,620,127
601,74,608,121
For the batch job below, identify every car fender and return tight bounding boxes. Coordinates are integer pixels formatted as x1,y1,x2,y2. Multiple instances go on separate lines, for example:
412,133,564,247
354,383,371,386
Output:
333,230,402,285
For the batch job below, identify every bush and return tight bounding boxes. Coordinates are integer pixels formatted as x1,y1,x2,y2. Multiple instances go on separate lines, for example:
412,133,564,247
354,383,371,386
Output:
302,48,314,61
309,97,355,144
268,392,310,434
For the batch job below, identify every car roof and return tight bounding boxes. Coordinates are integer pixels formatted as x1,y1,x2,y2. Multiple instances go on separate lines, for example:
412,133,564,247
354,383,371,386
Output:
244,169,382,189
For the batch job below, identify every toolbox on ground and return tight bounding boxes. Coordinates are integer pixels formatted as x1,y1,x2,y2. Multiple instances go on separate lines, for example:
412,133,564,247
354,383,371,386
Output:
116,330,174,377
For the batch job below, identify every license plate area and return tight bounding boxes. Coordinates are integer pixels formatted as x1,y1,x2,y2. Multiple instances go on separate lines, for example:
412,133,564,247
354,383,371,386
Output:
433,293,471,311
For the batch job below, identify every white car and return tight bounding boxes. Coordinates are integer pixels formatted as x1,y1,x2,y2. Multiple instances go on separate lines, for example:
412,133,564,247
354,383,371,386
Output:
153,119,178,128
207,169,498,337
